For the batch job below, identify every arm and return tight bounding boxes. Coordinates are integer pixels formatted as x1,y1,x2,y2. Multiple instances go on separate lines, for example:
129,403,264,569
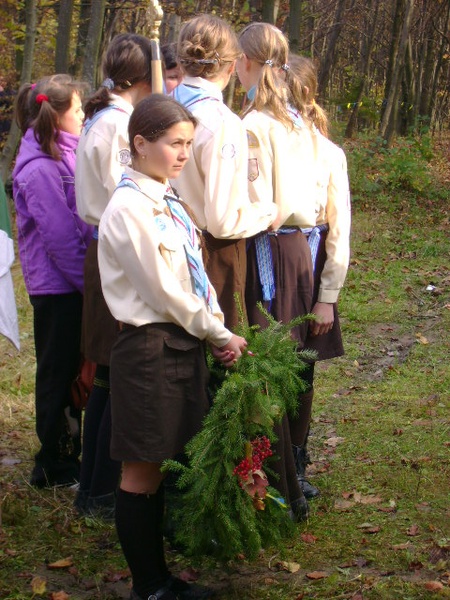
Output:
25,163,89,293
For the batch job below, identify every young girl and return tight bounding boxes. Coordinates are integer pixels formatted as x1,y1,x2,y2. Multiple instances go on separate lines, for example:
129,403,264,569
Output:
13,75,93,487
236,22,319,518
288,54,351,498
74,33,153,517
98,94,246,600
172,14,277,329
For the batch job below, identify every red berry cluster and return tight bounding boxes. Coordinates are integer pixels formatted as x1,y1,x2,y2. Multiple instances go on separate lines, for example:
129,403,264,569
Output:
250,436,273,470
233,436,273,482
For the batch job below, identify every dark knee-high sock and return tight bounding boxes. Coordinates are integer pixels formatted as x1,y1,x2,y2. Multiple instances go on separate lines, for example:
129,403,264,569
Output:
78,365,110,491
289,389,314,448
115,487,168,596
89,395,121,497
269,416,304,505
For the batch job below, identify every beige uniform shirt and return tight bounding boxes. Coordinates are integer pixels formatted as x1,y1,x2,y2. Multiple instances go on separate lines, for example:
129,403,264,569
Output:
313,131,351,304
172,77,276,238
243,109,317,229
98,167,232,348
75,94,132,225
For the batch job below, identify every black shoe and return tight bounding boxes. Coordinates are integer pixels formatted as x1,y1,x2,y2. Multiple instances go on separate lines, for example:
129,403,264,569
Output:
130,577,215,600
289,496,309,522
86,492,116,521
292,445,320,499
299,476,320,499
30,461,80,488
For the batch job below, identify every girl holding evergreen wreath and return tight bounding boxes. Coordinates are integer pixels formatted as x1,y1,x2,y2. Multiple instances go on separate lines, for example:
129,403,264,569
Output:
74,34,153,518
236,22,319,519
287,54,351,498
98,94,246,600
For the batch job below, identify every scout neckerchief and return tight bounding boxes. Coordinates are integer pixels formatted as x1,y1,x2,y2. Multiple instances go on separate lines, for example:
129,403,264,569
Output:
116,174,213,310
82,103,129,135
172,82,220,111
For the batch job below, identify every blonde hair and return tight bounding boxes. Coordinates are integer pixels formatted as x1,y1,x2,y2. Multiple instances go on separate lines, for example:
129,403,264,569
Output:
178,15,241,80
288,54,329,137
239,23,294,129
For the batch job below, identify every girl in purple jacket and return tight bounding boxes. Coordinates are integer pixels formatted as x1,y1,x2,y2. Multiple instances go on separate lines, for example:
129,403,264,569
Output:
13,74,93,488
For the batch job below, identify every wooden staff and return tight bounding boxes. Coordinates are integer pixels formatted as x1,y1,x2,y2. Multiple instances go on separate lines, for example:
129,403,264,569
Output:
148,0,164,94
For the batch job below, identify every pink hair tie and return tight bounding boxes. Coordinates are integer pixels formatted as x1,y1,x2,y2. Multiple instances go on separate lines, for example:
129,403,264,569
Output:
30,83,37,90
36,93,49,104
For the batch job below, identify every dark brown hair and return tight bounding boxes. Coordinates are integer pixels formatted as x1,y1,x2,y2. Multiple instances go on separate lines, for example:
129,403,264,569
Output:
14,74,86,159
84,33,153,119
128,94,197,157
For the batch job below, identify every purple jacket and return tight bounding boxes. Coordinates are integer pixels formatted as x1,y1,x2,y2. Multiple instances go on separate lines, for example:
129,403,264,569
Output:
13,128,93,295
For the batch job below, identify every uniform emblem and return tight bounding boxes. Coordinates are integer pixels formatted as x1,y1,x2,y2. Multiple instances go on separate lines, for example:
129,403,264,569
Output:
247,131,259,148
248,158,259,182
221,143,236,159
117,148,131,165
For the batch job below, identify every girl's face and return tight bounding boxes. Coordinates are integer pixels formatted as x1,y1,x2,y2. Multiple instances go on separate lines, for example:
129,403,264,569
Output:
133,121,195,183
58,92,84,136
235,54,255,92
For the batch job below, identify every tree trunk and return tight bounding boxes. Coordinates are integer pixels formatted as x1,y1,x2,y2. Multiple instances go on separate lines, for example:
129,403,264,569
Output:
262,0,279,24
379,0,415,145
318,0,346,97
289,0,302,53
74,0,91,77
55,0,74,73
82,0,107,91
0,0,37,182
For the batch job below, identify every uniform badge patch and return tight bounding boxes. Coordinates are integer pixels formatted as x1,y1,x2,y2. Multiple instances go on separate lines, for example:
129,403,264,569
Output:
247,131,259,148
221,143,236,159
117,148,131,165
248,158,259,182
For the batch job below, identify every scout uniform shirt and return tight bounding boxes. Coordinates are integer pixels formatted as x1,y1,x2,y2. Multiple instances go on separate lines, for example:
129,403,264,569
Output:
75,94,132,225
172,76,276,239
98,167,232,349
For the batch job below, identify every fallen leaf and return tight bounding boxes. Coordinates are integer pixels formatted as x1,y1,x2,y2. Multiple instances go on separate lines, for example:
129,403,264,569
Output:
415,333,429,345
47,557,73,569
409,561,424,571
424,581,444,591
406,524,420,536
178,567,200,582
334,499,354,511
277,560,300,573
324,436,345,448
357,523,381,534
392,543,413,550
301,533,318,544
31,575,47,595
50,592,69,600
306,571,328,580
358,494,383,505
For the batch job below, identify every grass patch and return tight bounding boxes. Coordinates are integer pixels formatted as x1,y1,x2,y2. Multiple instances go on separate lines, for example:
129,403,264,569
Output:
0,138,449,598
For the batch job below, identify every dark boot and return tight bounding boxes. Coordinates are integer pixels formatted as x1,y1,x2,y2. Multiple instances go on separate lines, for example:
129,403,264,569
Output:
292,445,320,499
289,495,309,522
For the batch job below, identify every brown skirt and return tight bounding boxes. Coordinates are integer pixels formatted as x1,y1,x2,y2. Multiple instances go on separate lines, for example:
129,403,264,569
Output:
81,239,118,365
304,232,344,361
110,322,210,463
245,230,313,348
203,233,247,332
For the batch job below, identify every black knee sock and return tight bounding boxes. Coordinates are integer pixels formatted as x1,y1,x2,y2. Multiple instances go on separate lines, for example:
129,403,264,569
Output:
115,487,169,596
89,395,121,496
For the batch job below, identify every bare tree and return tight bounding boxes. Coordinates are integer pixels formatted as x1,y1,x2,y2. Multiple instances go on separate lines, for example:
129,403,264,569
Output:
55,0,74,73
0,0,37,182
82,0,107,91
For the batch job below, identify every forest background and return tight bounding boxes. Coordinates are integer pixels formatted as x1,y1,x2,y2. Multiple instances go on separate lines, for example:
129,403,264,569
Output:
0,1,449,599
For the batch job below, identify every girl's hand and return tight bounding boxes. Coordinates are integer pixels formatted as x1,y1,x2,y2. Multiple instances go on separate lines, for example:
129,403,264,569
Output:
210,335,247,367
309,302,334,336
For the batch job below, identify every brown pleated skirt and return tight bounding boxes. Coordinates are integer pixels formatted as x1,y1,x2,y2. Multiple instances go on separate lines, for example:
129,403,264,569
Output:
81,239,118,365
203,233,247,332
304,232,344,361
245,230,314,348
110,322,210,463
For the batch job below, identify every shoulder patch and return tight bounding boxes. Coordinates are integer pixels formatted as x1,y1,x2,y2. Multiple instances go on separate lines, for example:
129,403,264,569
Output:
247,131,259,148
117,148,131,166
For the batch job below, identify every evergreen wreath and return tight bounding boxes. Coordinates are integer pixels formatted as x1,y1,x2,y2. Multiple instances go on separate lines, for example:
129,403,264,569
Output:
163,303,316,562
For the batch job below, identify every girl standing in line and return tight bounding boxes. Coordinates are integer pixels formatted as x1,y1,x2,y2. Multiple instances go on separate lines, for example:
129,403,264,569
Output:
13,75,93,487
287,54,351,498
236,22,318,519
74,33,153,518
98,94,245,600
172,14,277,330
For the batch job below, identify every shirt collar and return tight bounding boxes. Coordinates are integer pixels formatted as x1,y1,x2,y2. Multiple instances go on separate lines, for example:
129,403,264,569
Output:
180,76,223,101
109,93,134,115
123,166,173,209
